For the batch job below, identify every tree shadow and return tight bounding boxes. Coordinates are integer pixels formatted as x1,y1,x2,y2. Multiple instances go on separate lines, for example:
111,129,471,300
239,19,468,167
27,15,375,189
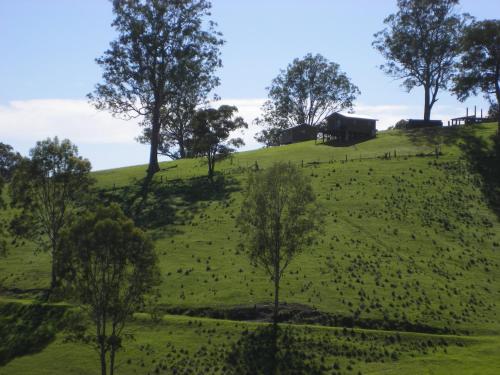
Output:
96,173,240,229
404,125,481,147
404,125,500,219
0,303,65,366
458,133,500,219
225,325,325,375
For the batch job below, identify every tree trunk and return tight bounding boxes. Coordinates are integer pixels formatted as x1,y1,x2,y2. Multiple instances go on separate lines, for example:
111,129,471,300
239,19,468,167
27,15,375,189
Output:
109,348,115,375
207,153,214,181
50,239,57,291
177,131,186,159
496,85,500,135
98,330,107,375
424,86,431,121
497,105,500,135
51,261,57,291
273,267,279,327
271,316,278,375
179,139,186,159
148,106,161,177
100,346,107,375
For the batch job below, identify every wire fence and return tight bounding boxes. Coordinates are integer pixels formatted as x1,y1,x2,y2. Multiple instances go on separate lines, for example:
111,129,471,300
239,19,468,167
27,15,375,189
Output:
216,147,442,176
103,146,443,190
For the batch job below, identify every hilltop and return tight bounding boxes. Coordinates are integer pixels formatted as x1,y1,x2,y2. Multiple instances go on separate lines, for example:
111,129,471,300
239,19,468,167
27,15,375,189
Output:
1,123,500,374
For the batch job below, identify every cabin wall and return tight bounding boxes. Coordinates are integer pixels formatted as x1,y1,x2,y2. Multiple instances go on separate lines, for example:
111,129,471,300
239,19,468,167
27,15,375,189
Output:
325,116,376,142
279,125,317,144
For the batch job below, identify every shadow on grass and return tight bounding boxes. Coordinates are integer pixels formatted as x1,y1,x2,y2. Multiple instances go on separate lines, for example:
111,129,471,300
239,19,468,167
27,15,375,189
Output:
405,125,500,219
225,325,325,375
0,303,66,366
96,173,240,229
459,133,500,219
404,125,479,147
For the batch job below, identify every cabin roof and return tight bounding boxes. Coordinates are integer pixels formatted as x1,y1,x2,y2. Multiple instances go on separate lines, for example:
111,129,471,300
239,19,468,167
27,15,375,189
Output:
281,123,316,132
326,112,378,121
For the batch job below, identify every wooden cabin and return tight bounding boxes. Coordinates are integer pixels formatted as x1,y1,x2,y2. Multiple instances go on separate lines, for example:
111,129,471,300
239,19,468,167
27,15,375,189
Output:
279,124,318,145
321,112,377,142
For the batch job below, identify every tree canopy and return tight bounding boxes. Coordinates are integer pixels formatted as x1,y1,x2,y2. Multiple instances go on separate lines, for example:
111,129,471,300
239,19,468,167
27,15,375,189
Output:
89,0,223,176
237,162,321,325
255,53,359,146
373,0,470,121
488,102,499,121
0,176,6,257
452,19,500,131
190,105,247,179
9,137,93,291
0,142,22,181
61,203,160,375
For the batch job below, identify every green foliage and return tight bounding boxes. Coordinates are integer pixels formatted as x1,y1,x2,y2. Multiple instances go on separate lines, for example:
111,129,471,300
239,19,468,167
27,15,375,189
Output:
238,162,321,323
255,53,359,145
0,142,22,181
488,102,499,120
373,0,470,120
0,176,7,257
452,19,500,129
61,203,160,375
253,126,282,147
9,137,93,290
191,105,248,179
89,0,223,175
394,119,409,129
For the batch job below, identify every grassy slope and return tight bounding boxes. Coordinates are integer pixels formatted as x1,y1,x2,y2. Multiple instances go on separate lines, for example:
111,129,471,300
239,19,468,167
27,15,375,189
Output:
2,314,500,375
1,123,500,374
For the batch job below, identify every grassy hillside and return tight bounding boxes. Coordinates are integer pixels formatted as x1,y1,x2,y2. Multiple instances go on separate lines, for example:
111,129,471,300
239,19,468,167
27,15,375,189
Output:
2,309,500,375
1,123,499,374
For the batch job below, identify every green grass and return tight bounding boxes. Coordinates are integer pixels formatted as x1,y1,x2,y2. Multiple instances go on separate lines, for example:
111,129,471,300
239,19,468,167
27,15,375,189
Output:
1,123,500,373
2,313,500,375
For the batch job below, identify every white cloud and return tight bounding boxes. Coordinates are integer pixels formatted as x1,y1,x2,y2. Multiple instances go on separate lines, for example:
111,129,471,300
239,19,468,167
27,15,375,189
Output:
0,99,141,144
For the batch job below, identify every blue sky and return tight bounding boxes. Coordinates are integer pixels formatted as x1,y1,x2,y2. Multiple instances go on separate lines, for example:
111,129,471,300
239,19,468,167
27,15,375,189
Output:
1,0,498,170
